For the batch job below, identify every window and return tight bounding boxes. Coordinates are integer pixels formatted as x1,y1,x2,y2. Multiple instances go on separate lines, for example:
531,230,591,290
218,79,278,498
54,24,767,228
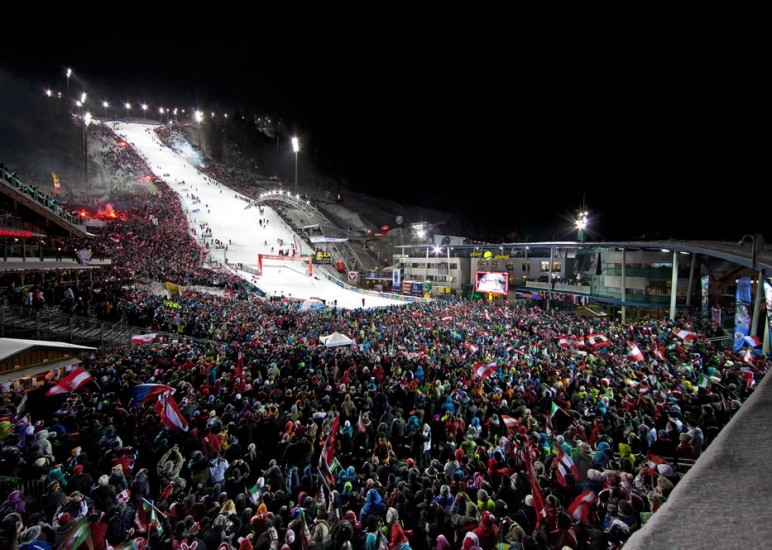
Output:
540,261,550,272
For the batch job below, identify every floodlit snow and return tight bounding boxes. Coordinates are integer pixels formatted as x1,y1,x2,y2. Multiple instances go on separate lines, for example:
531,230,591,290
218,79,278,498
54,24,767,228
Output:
108,121,407,310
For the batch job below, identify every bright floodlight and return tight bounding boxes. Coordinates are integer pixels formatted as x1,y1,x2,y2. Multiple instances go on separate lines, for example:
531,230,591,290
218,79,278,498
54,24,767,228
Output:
194,110,204,123
291,137,300,153
84,112,92,126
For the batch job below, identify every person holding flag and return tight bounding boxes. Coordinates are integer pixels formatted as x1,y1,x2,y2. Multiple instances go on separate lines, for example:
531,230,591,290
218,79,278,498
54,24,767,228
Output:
46,367,94,396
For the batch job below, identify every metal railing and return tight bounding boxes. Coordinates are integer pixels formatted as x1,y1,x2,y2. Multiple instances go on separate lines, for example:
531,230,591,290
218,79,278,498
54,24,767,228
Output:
0,305,216,348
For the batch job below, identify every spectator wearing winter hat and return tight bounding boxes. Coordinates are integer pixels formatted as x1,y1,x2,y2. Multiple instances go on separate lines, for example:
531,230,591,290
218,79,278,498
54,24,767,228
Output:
91,475,117,514
384,507,410,550
547,511,578,550
512,495,536,536
0,512,24,549
472,510,499,550
67,464,94,497
359,488,386,524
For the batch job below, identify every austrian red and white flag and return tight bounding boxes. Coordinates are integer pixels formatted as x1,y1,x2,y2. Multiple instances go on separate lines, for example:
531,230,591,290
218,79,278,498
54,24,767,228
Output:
131,333,157,345
463,342,479,355
652,345,666,362
501,415,518,430
472,361,498,380
46,367,93,396
155,392,188,431
554,446,580,487
587,334,610,348
567,489,597,524
626,341,644,363
675,329,698,342
744,335,762,348
558,335,570,348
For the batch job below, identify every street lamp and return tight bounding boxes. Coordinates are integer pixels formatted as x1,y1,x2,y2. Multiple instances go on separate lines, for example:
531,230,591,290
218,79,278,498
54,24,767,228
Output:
103,101,109,119
141,103,148,120
739,234,764,270
66,68,72,99
125,102,131,119
291,137,300,196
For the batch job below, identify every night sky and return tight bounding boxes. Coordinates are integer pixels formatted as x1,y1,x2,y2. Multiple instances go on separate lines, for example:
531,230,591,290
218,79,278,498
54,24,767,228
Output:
1,27,767,243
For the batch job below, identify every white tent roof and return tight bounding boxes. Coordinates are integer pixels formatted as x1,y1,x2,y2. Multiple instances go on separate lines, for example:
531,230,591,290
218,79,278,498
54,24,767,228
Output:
320,332,353,347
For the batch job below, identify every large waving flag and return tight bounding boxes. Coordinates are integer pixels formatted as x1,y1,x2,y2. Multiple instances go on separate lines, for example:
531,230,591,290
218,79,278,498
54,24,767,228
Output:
626,341,644,363
567,489,597,524
154,392,188,431
501,415,518,431
462,341,479,355
131,333,157,345
523,447,547,528
46,367,93,396
236,348,244,378
58,515,93,550
450,329,463,341
587,334,610,349
318,415,341,485
473,361,498,380
132,383,174,407
554,445,580,487
744,335,762,348
675,329,698,342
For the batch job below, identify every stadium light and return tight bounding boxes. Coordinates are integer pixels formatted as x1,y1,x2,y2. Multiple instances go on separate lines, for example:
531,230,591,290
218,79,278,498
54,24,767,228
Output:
103,101,109,119
66,68,72,99
291,137,300,196
576,211,588,242
125,102,131,119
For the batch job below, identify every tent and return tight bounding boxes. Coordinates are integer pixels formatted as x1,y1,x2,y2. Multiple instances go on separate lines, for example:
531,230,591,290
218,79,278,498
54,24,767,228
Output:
299,298,325,312
321,332,353,348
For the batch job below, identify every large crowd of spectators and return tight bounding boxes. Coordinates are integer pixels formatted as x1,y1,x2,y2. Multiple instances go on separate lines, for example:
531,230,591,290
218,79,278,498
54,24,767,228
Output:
0,124,768,550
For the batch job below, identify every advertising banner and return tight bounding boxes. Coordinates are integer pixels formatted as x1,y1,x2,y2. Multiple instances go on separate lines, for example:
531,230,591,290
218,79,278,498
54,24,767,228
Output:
733,275,753,352
701,275,710,318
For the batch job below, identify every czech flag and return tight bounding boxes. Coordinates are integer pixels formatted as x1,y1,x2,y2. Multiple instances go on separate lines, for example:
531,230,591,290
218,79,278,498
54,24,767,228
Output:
133,383,174,407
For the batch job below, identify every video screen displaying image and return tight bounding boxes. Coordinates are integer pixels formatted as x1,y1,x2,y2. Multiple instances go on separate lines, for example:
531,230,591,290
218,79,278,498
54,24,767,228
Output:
475,271,509,295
